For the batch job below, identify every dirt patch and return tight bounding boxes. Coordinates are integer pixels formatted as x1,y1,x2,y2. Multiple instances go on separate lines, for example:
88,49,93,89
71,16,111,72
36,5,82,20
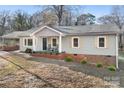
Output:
0,58,9,69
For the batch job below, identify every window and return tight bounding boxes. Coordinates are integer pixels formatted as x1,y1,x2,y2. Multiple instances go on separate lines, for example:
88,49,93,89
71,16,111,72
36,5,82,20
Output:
72,37,79,48
98,36,106,48
52,38,57,47
24,38,33,46
28,39,33,46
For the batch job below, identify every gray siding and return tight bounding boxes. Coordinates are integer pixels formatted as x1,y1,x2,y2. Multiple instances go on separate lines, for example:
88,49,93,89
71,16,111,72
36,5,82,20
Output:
19,27,116,56
35,28,60,37
62,35,116,56
20,35,116,56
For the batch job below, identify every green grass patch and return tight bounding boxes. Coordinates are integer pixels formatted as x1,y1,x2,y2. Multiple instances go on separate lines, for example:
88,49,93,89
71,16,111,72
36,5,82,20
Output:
80,60,87,64
64,56,73,62
96,63,103,68
107,65,116,71
33,51,59,55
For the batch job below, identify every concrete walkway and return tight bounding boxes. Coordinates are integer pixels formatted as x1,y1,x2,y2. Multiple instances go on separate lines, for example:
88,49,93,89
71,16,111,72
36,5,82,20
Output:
0,51,10,56
119,56,124,61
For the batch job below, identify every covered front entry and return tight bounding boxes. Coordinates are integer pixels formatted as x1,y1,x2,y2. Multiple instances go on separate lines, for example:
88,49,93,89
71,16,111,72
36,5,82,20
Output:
31,26,63,53
41,36,59,51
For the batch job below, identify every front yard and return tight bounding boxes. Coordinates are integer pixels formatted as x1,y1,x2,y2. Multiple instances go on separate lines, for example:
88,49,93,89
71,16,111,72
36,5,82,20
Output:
0,51,117,88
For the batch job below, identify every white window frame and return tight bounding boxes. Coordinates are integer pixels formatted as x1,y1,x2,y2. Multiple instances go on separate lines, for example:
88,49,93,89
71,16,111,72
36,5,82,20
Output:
97,36,106,48
23,38,33,47
72,37,80,48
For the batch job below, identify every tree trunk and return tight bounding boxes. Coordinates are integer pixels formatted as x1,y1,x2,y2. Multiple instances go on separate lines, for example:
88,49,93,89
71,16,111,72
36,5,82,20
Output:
119,33,123,50
58,19,61,26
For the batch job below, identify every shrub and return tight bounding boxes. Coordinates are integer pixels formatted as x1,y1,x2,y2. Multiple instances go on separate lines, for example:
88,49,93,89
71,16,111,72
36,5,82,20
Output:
51,51,59,55
64,56,73,62
107,66,116,71
96,63,103,68
80,60,87,64
25,48,32,53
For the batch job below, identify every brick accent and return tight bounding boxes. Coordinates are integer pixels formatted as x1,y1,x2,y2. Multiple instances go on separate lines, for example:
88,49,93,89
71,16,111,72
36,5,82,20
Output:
31,53,116,66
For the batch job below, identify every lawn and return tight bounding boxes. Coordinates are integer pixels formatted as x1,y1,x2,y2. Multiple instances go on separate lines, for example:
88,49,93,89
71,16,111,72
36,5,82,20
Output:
0,53,117,88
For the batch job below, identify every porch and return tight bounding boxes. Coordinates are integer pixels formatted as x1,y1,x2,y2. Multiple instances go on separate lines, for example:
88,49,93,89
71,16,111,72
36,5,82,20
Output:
33,35,62,53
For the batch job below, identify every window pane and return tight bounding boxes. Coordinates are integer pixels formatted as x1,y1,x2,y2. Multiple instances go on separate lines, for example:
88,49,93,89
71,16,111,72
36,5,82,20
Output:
99,42,104,47
24,39,26,46
99,38,104,43
53,39,57,46
73,38,78,47
28,39,32,46
99,37,105,47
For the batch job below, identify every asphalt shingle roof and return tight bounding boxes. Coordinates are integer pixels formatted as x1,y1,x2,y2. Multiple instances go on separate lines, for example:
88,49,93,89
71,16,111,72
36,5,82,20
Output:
53,24,121,34
1,31,23,39
2,24,121,38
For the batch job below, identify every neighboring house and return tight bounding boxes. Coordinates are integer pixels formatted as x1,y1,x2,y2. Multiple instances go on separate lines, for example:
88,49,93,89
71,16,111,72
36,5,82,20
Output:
1,24,120,68
1,31,23,46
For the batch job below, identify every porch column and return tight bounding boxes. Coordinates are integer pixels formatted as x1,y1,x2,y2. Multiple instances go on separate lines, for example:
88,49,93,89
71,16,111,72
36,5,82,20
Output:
59,35,62,53
33,36,36,51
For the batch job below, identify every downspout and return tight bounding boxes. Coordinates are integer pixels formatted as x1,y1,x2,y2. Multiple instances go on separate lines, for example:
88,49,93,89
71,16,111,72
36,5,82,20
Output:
116,34,119,69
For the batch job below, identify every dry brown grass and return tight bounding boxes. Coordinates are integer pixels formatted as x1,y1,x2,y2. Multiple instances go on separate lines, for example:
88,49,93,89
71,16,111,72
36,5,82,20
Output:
0,54,118,88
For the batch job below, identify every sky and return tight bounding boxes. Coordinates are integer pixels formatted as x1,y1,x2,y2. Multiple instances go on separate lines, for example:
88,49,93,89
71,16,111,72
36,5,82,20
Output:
0,5,113,18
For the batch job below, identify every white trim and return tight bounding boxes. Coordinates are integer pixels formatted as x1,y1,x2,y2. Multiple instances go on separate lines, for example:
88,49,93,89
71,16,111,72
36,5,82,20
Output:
116,34,119,69
30,26,63,36
33,36,36,51
72,37,80,48
97,36,107,48
59,35,62,53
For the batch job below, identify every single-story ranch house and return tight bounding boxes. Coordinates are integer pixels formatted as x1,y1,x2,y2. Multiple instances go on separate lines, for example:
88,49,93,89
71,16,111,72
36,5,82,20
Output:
1,24,120,68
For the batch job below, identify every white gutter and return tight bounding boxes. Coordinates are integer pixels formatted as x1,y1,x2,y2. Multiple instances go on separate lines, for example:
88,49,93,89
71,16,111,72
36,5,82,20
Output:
116,34,119,69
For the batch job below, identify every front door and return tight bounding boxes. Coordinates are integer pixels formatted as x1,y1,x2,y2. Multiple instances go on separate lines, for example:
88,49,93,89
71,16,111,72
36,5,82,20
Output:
42,38,47,50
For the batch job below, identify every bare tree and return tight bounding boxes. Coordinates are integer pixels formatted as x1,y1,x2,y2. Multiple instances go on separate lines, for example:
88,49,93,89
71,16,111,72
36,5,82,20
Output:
0,11,10,35
61,11,72,26
42,12,58,26
43,5,84,26
98,15,113,24
98,6,124,49
52,5,65,26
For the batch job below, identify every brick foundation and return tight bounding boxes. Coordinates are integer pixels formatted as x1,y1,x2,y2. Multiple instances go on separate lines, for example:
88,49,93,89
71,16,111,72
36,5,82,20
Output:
31,53,116,66
0,45,19,51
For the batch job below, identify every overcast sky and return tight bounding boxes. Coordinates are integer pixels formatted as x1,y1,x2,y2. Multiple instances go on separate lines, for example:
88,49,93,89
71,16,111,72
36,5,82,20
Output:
0,5,113,18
